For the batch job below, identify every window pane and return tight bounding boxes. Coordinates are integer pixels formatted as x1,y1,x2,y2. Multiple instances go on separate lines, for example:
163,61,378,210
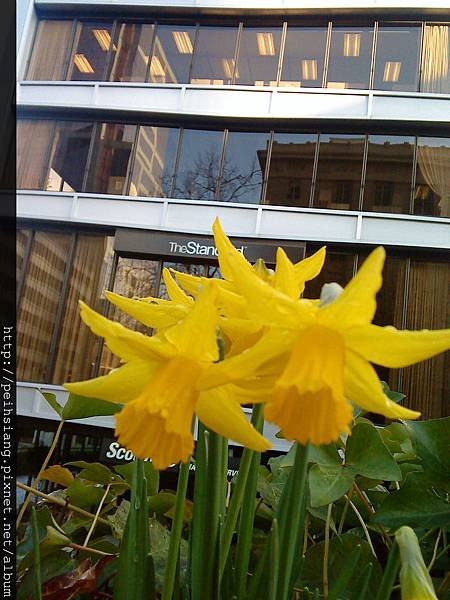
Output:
421,25,450,94
190,26,239,85
98,257,160,376
374,26,421,91
52,235,114,384
86,123,137,195
402,259,449,418
17,120,54,189
363,135,414,214
159,262,206,299
173,129,224,201
303,250,355,299
109,22,154,82
17,230,32,282
414,137,450,218
129,126,179,197
27,20,73,80
266,133,317,207
45,121,94,192
313,134,365,210
17,232,72,382
149,25,196,84
235,27,282,86
280,27,328,88
327,27,373,89
218,131,269,203
68,21,114,81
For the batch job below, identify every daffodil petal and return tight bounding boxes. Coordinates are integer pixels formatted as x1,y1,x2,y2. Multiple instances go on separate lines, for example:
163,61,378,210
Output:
274,247,299,298
294,246,326,292
212,217,253,281
345,324,450,368
171,269,206,297
164,285,219,362
64,359,155,404
105,291,188,329
79,301,172,362
319,247,385,330
344,350,421,420
116,401,194,468
198,329,296,390
196,387,271,451
162,268,194,306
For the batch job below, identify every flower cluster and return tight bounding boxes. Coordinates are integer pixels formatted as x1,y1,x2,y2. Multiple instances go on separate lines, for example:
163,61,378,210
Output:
65,219,450,469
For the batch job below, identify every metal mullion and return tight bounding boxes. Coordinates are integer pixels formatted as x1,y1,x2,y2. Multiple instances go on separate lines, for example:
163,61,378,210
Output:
92,251,119,377
309,132,321,207
45,233,77,384
276,22,288,85
215,129,229,201
410,137,419,215
358,135,369,211
322,21,333,88
418,22,426,92
16,230,35,310
104,19,119,82
397,257,411,393
81,121,100,193
261,131,274,205
123,124,141,196
232,23,244,84
368,21,378,90
144,20,159,83
169,127,185,198
39,120,59,191
66,19,81,81
186,23,200,83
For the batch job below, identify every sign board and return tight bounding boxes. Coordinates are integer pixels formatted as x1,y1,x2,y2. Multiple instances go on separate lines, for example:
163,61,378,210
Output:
114,229,305,265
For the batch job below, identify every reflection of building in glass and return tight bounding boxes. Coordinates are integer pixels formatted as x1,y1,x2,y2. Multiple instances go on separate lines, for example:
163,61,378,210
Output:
16,4,450,454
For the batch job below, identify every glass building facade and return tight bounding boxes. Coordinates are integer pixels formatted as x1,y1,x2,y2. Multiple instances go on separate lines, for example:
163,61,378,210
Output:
16,1,450,463
25,19,450,94
17,119,450,217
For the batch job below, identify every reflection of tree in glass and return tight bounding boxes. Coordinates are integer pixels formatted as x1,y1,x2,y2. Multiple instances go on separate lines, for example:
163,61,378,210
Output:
173,147,262,202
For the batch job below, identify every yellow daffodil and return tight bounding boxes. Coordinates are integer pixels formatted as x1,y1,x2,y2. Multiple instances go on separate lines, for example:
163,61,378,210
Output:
396,526,438,600
64,286,270,469
199,219,450,446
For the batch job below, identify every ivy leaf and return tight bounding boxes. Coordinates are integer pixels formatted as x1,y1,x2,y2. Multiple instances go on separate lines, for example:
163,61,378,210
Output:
66,478,105,509
371,472,450,529
40,392,63,417
40,465,74,487
309,464,355,507
66,461,117,485
114,461,159,496
403,417,450,491
346,422,401,482
62,393,122,420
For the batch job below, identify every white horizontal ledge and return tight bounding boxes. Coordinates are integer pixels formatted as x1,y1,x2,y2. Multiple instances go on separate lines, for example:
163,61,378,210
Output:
34,0,450,15
17,190,450,249
16,382,290,452
17,81,450,125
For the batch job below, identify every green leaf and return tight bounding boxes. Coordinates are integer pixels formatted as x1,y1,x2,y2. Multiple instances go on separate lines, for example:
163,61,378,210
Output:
309,464,354,507
17,506,53,568
40,465,74,487
20,525,71,571
346,422,401,481
371,472,450,529
381,381,405,404
148,491,177,516
40,391,63,417
114,461,159,495
108,500,130,539
299,533,382,597
66,461,117,484
66,478,105,509
62,392,122,420
403,417,450,490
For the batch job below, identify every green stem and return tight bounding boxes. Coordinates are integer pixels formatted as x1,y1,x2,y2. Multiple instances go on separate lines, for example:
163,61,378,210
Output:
276,443,310,600
375,541,399,600
235,404,265,599
163,460,190,600
31,506,42,600
219,404,264,581
268,518,280,600
190,421,207,598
